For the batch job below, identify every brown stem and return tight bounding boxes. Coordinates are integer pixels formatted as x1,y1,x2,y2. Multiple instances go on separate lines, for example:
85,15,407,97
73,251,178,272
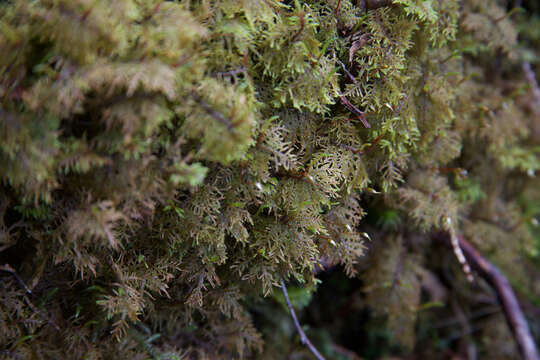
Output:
522,62,540,114
281,280,326,360
190,92,236,133
1,264,60,331
339,95,370,128
290,12,305,43
341,133,383,155
331,343,362,360
334,0,342,16
436,232,539,360
337,59,357,84
0,264,32,294
212,67,246,78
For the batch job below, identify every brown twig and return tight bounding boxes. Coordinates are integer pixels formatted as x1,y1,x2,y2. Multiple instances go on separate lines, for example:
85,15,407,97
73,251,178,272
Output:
436,232,540,360
349,33,371,64
336,59,357,84
281,280,326,360
363,134,383,154
1,264,32,294
339,95,370,128
334,0,342,16
213,52,249,79
1,264,60,331
522,62,540,114
290,12,305,43
212,67,246,78
340,133,382,155
277,169,325,192
331,343,362,360
190,92,236,133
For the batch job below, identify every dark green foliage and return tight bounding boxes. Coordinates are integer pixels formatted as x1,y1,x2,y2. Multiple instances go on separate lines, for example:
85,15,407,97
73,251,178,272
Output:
0,0,539,359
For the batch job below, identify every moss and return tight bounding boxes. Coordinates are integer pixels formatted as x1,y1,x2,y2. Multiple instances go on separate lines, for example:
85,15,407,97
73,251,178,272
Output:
0,0,538,358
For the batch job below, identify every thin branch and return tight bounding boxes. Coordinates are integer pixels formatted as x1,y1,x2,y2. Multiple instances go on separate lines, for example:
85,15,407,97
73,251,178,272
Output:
331,343,362,360
190,92,236,133
339,95,370,128
212,52,249,79
1,264,60,331
447,224,474,282
522,62,540,114
334,0,342,16
340,135,383,156
1,264,32,295
349,34,371,64
290,12,305,43
336,59,357,84
212,67,246,78
280,280,326,360
493,7,523,23
435,233,540,360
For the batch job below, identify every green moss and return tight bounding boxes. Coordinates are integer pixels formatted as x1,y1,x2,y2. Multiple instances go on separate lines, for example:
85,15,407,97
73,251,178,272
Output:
0,0,538,358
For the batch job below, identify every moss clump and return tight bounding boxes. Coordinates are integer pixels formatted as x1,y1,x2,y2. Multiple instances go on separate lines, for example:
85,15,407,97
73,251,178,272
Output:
0,0,538,358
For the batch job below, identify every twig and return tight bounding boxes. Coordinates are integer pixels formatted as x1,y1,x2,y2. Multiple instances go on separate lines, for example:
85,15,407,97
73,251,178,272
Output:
362,133,383,154
349,34,371,64
190,92,236,133
336,59,357,84
290,12,305,43
280,280,326,360
339,95,370,128
1,264,60,331
331,343,362,360
436,232,540,360
447,222,474,282
334,0,342,16
213,67,246,78
1,264,32,295
212,52,249,79
522,62,540,114
341,133,383,155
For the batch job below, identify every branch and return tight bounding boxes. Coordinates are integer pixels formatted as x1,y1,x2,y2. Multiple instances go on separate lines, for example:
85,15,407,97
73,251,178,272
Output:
1,264,32,295
337,59,357,84
334,0,342,16
341,133,383,155
190,92,236,133
522,62,540,114
0,264,60,331
331,343,362,360
436,233,539,360
280,280,326,360
290,12,305,43
339,95,370,128
212,67,246,78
